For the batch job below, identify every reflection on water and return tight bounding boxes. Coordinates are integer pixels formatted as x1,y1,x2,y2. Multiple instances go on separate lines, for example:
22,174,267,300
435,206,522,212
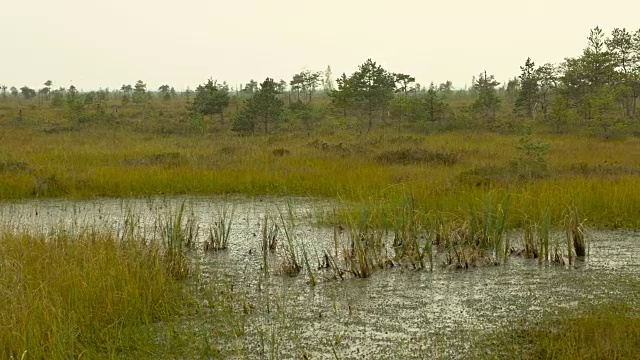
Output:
1,196,638,359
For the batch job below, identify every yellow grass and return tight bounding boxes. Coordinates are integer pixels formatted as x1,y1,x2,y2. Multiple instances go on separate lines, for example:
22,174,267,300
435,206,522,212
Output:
1,122,639,229
0,229,186,359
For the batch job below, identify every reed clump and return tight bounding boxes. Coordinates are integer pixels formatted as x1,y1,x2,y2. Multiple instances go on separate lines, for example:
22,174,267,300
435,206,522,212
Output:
565,205,587,260
389,197,433,271
205,205,236,251
160,202,196,279
261,214,279,254
275,205,302,277
343,225,388,278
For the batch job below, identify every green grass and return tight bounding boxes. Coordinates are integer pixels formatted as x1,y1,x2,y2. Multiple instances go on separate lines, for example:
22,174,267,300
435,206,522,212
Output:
2,102,639,358
476,303,640,359
1,123,639,229
0,229,186,359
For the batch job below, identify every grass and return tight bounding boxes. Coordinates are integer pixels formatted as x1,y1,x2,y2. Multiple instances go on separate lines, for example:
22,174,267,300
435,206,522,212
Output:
1,123,639,230
160,202,195,279
1,108,639,357
0,228,185,359
205,205,236,251
475,303,640,359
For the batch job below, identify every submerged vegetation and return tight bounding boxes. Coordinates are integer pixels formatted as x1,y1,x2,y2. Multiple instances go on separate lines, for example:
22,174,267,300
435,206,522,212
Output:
1,25,639,359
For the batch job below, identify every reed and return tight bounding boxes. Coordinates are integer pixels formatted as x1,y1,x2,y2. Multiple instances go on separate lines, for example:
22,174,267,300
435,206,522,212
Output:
205,205,236,251
565,205,587,260
276,205,301,276
261,214,279,253
260,214,279,275
538,207,552,264
160,202,192,279
521,216,539,259
389,196,433,270
343,205,389,278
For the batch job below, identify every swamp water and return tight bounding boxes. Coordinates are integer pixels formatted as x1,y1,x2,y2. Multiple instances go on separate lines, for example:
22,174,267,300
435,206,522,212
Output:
1,196,638,359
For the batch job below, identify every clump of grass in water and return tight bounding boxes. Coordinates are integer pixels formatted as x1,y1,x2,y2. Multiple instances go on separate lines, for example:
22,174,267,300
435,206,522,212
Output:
160,202,194,279
434,195,510,269
538,207,552,264
275,204,316,285
260,214,279,275
261,214,279,253
205,205,236,251
477,194,510,263
564,205,587,264
343,206,389,278
438,217,490,269
276,205,302,276
519,209,553,264
521,216,539,259
390,196,433,271
275,202,317,285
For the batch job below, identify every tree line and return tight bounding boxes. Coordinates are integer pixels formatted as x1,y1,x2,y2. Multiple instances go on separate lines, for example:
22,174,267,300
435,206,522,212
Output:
2,27,639,136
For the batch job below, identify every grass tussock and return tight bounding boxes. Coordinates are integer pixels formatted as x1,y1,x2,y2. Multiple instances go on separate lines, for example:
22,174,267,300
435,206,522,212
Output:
205,205,236,251
0,230,185,359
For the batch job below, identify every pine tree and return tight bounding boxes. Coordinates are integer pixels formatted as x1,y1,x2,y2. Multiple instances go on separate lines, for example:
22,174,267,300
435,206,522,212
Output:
472,71,501,123
514,58,539,119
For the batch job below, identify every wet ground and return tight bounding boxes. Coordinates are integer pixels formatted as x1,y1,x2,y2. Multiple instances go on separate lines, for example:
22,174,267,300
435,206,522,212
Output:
1,196,638,359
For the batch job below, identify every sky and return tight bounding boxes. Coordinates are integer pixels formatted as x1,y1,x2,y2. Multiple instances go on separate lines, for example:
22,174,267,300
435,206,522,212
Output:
1,0,639,92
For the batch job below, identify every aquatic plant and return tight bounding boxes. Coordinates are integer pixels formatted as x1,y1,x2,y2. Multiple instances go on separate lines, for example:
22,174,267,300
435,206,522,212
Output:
205,205,236,251
390,196,433,270
261,214,279,253
564,205,587,263
160,202,192,279
343,206,389,278
276,204,302,276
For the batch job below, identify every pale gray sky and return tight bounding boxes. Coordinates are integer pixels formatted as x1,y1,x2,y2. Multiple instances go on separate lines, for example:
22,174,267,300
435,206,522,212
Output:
1,0,638,91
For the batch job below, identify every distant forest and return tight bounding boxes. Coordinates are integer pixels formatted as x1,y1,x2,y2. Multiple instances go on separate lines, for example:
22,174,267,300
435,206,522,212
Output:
1,26,639,137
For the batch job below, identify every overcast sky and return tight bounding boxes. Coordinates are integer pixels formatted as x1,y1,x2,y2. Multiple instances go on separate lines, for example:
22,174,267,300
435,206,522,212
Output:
1,0,638,91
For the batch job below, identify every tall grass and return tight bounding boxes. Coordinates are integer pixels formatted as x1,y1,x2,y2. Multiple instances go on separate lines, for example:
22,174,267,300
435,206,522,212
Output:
0,229,184,359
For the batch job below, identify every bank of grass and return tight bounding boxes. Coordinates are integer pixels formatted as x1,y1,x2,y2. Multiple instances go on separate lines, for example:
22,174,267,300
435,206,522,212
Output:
1,123,639,229
0,229,196,359
475,303,640,359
